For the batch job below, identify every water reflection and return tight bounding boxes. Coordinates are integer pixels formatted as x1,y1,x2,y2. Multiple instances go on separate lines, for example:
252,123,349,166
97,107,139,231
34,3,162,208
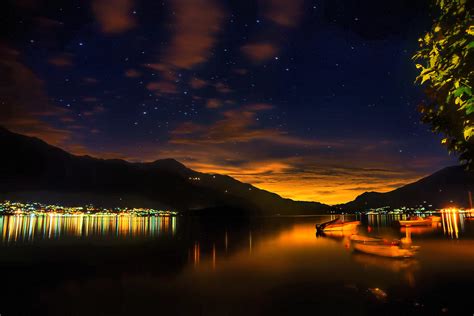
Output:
441,211,465,238
400,225,437,235
352,253,419,273
0,215,473,315
1,212,471,245
352,253,419,287
0,215,177,242
366,214,402,227
364,212,471,239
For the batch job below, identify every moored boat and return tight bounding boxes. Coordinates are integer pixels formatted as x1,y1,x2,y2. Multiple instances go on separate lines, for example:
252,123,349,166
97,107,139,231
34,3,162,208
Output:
353,242,417,258
398,216,432,226
350,234,384,243
316,218,360,232
315,217,340,231
320,230,355,239
426,215,441,222
322,221,360,232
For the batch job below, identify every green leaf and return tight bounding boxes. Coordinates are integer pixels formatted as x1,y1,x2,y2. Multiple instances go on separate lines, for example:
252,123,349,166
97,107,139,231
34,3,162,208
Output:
453,86,472,97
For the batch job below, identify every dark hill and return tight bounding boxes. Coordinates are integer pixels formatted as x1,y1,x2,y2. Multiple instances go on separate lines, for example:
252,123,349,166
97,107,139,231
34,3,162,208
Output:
0,127,330,215
342,166,474,210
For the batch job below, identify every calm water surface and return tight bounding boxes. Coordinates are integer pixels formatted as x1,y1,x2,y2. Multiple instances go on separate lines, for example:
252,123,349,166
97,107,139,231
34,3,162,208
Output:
0,213,473,315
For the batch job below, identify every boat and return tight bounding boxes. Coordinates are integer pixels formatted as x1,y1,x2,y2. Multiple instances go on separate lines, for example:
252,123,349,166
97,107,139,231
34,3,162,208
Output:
315,217,340,231
350,234,384,243
319,230,355,239
316,218,360,232
398,216,432,226
353,242,417,258
426,215,441,222
323,221,360,231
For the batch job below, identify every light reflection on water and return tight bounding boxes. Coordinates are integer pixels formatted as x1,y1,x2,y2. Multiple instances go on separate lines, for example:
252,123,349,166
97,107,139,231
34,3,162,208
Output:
0,215,177,242
186,213,473,272
0,213,473,315
440,211,468,238
366,212,469,239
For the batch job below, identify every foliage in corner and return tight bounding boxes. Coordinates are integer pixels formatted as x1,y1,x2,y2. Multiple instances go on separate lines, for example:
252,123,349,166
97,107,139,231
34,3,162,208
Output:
413,0,474,167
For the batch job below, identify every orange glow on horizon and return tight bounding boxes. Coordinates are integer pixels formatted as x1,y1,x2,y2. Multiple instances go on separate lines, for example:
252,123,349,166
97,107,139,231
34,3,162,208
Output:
186,161,426,205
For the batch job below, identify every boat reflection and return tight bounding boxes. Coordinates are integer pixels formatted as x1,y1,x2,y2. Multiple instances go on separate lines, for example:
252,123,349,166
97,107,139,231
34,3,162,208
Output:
352,252,419,272
316,230,357,240
316,230,356,249
352,253,419,286
0,215,177,242
400,225,437,235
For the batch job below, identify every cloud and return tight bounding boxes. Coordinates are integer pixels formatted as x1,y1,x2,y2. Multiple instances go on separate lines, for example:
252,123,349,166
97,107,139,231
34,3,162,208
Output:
146,81,178,95
190,77,208,89
261,0,304,28
119,133,442,205
82,97,99,103
125,69,141,78
241,43,278,63
150,102,452,204
48,53,74,67
82,106,106,117
233,68,248,75
13,0,40,9
171,103,279,144
4,117,73,146
154,141,444,204
161,0,224,69
206,98,221,109
215,82,232,93
92,0,136,34
83,77,99,84
144,0,224,93
0,44,91,152
240,0,304,63
171,103,329,147
243,163,425,205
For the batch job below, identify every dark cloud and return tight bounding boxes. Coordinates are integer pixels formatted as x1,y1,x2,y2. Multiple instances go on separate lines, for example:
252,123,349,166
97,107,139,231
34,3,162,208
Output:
189,77,208,89
206,98,221,109
0,44,70,144
214,82,232,93
145,0,224,94
92,0,136,34
48,53,74,67
125,69,141,78
261,0,304,28
162,0,224,69
146,81,178,95
241,42,278,63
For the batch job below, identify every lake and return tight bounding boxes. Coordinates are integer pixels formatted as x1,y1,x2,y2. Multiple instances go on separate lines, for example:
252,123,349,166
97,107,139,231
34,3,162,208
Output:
0,213,473,315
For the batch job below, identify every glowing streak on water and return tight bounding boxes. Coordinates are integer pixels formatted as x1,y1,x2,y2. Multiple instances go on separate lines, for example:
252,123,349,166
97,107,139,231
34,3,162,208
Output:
0,215,177,243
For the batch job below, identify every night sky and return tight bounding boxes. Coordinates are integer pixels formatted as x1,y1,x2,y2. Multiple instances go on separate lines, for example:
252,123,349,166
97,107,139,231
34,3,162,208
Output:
0,0,458,204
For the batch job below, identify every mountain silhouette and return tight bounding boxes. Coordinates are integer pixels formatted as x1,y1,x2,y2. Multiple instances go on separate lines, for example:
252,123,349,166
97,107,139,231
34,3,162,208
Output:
342,166,474,210
0,127,330,215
